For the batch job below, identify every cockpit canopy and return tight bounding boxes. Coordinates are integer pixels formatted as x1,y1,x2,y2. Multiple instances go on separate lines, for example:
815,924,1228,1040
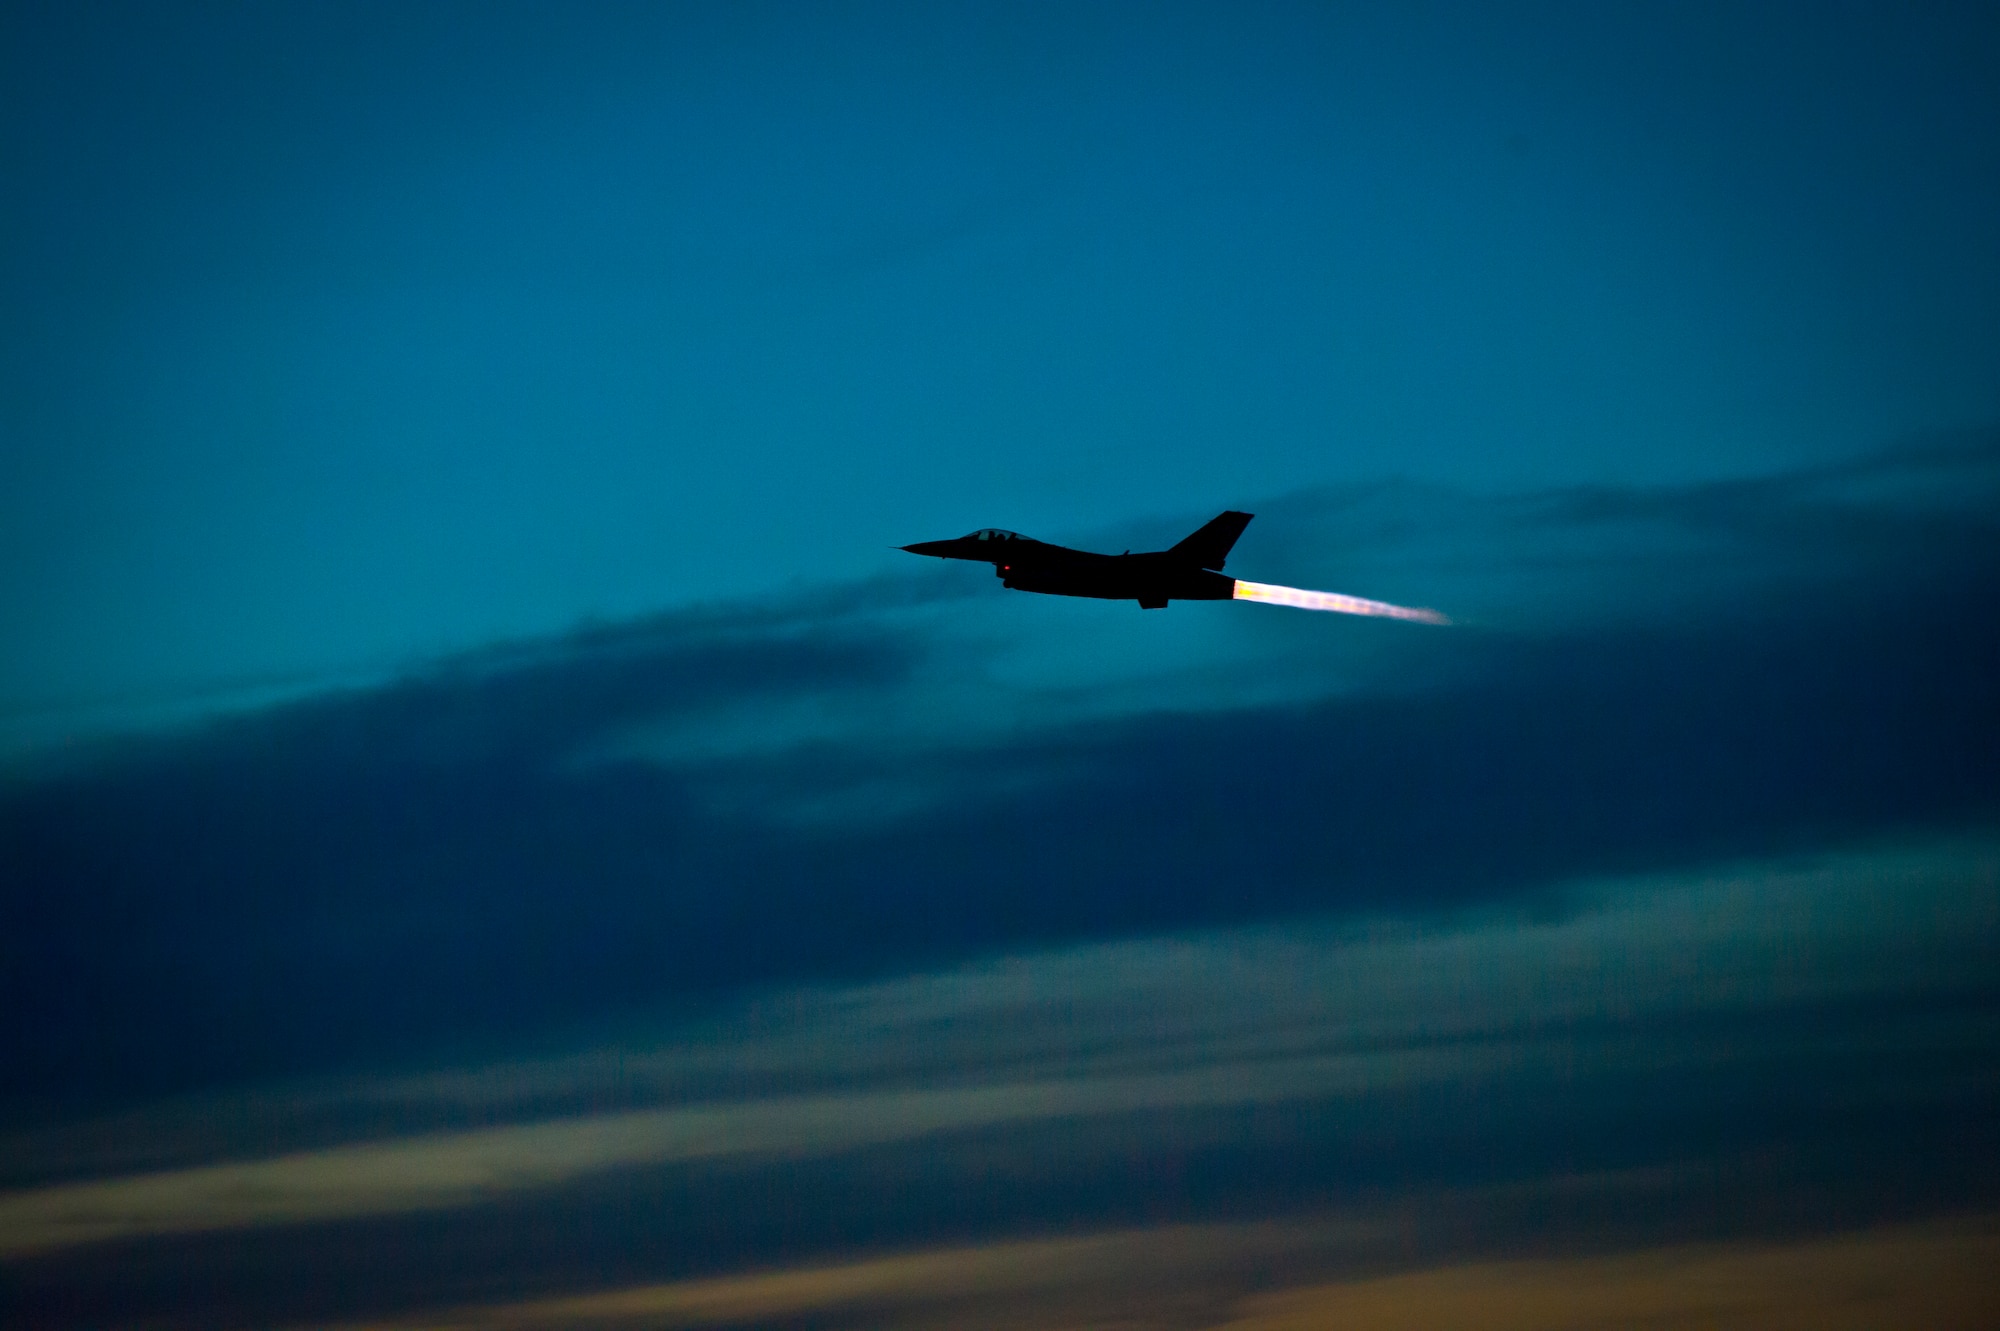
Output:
965,528,1019,542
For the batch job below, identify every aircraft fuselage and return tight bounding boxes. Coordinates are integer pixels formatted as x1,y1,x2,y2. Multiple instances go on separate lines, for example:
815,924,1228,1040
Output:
901,515,1251,609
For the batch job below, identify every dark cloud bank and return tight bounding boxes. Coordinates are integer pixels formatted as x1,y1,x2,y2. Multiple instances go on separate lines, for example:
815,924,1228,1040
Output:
4,442,1998,1113
3,441,1999,1327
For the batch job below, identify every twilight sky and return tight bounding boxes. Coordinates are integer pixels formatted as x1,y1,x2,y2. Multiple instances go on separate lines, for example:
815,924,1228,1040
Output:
3,3,1999,1328
6,0,2000,745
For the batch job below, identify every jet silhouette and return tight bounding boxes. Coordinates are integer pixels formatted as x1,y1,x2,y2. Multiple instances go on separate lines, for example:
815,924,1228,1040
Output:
902,511,1254,609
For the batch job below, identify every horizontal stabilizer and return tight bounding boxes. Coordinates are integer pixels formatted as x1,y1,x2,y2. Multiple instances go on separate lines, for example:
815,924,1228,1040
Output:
1170,510,1254,570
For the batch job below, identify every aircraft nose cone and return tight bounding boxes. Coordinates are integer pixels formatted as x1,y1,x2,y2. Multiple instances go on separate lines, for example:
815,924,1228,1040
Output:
901,540,953,557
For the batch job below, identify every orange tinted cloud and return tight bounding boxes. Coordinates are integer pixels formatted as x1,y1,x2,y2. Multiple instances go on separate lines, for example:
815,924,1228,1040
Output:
4,838,1993,1259
315,1221,1366,1330
313,1217,1999,1331
1217,1222,2000,1331
0,1059,1443,1256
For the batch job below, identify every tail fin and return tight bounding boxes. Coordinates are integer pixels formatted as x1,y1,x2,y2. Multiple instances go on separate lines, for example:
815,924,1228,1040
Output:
1169,510,1254,570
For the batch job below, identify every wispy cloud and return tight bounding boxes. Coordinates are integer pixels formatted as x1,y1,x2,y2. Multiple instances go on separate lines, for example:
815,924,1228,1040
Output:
4,835,1991,1260
294,1215,2000,1331
301,1220,1384,1330
0,1066,1437,1257
1216,1221,2000,1331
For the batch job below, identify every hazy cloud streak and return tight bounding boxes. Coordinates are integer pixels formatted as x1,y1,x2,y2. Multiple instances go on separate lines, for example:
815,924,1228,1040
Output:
296,1216,2000,1331
3,836,1990,1257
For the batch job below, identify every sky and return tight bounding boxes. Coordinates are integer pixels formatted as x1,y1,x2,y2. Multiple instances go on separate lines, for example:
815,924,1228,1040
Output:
3,2,1999,1327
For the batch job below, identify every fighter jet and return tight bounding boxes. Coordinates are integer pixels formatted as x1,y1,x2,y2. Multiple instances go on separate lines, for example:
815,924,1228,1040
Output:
903,511,1250,609
901,511,1448,622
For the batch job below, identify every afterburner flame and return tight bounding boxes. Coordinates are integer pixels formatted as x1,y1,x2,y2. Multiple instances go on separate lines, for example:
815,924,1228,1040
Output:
1232,579,1449,624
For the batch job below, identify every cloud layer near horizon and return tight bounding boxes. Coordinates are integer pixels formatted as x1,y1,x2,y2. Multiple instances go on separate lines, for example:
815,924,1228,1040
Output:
2,834,1994,1325
306,1218,2000,1331
3,441,1998,1327
3,834,1994,1251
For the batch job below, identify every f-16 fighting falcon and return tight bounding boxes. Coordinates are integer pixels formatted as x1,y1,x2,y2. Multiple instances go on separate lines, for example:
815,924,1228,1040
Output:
902,511,1448,622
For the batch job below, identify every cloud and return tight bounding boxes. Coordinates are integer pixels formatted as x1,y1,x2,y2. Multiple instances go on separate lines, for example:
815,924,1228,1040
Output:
239,1217,2000,1331
2,439,1996,1111
1219,1221,2000,1331
311,1220,1383,1331
0,1070,1419,1257
2,835,1990,1261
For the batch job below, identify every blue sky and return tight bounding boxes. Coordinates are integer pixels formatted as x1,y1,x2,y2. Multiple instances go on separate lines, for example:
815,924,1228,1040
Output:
3,3,1999,1327
5,0,1998,746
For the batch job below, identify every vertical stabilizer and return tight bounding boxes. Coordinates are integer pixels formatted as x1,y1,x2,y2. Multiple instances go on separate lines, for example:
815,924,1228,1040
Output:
1169,511,1254,570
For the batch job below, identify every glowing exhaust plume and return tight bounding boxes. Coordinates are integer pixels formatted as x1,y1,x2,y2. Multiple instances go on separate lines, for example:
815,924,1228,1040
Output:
1232,579,1449,624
